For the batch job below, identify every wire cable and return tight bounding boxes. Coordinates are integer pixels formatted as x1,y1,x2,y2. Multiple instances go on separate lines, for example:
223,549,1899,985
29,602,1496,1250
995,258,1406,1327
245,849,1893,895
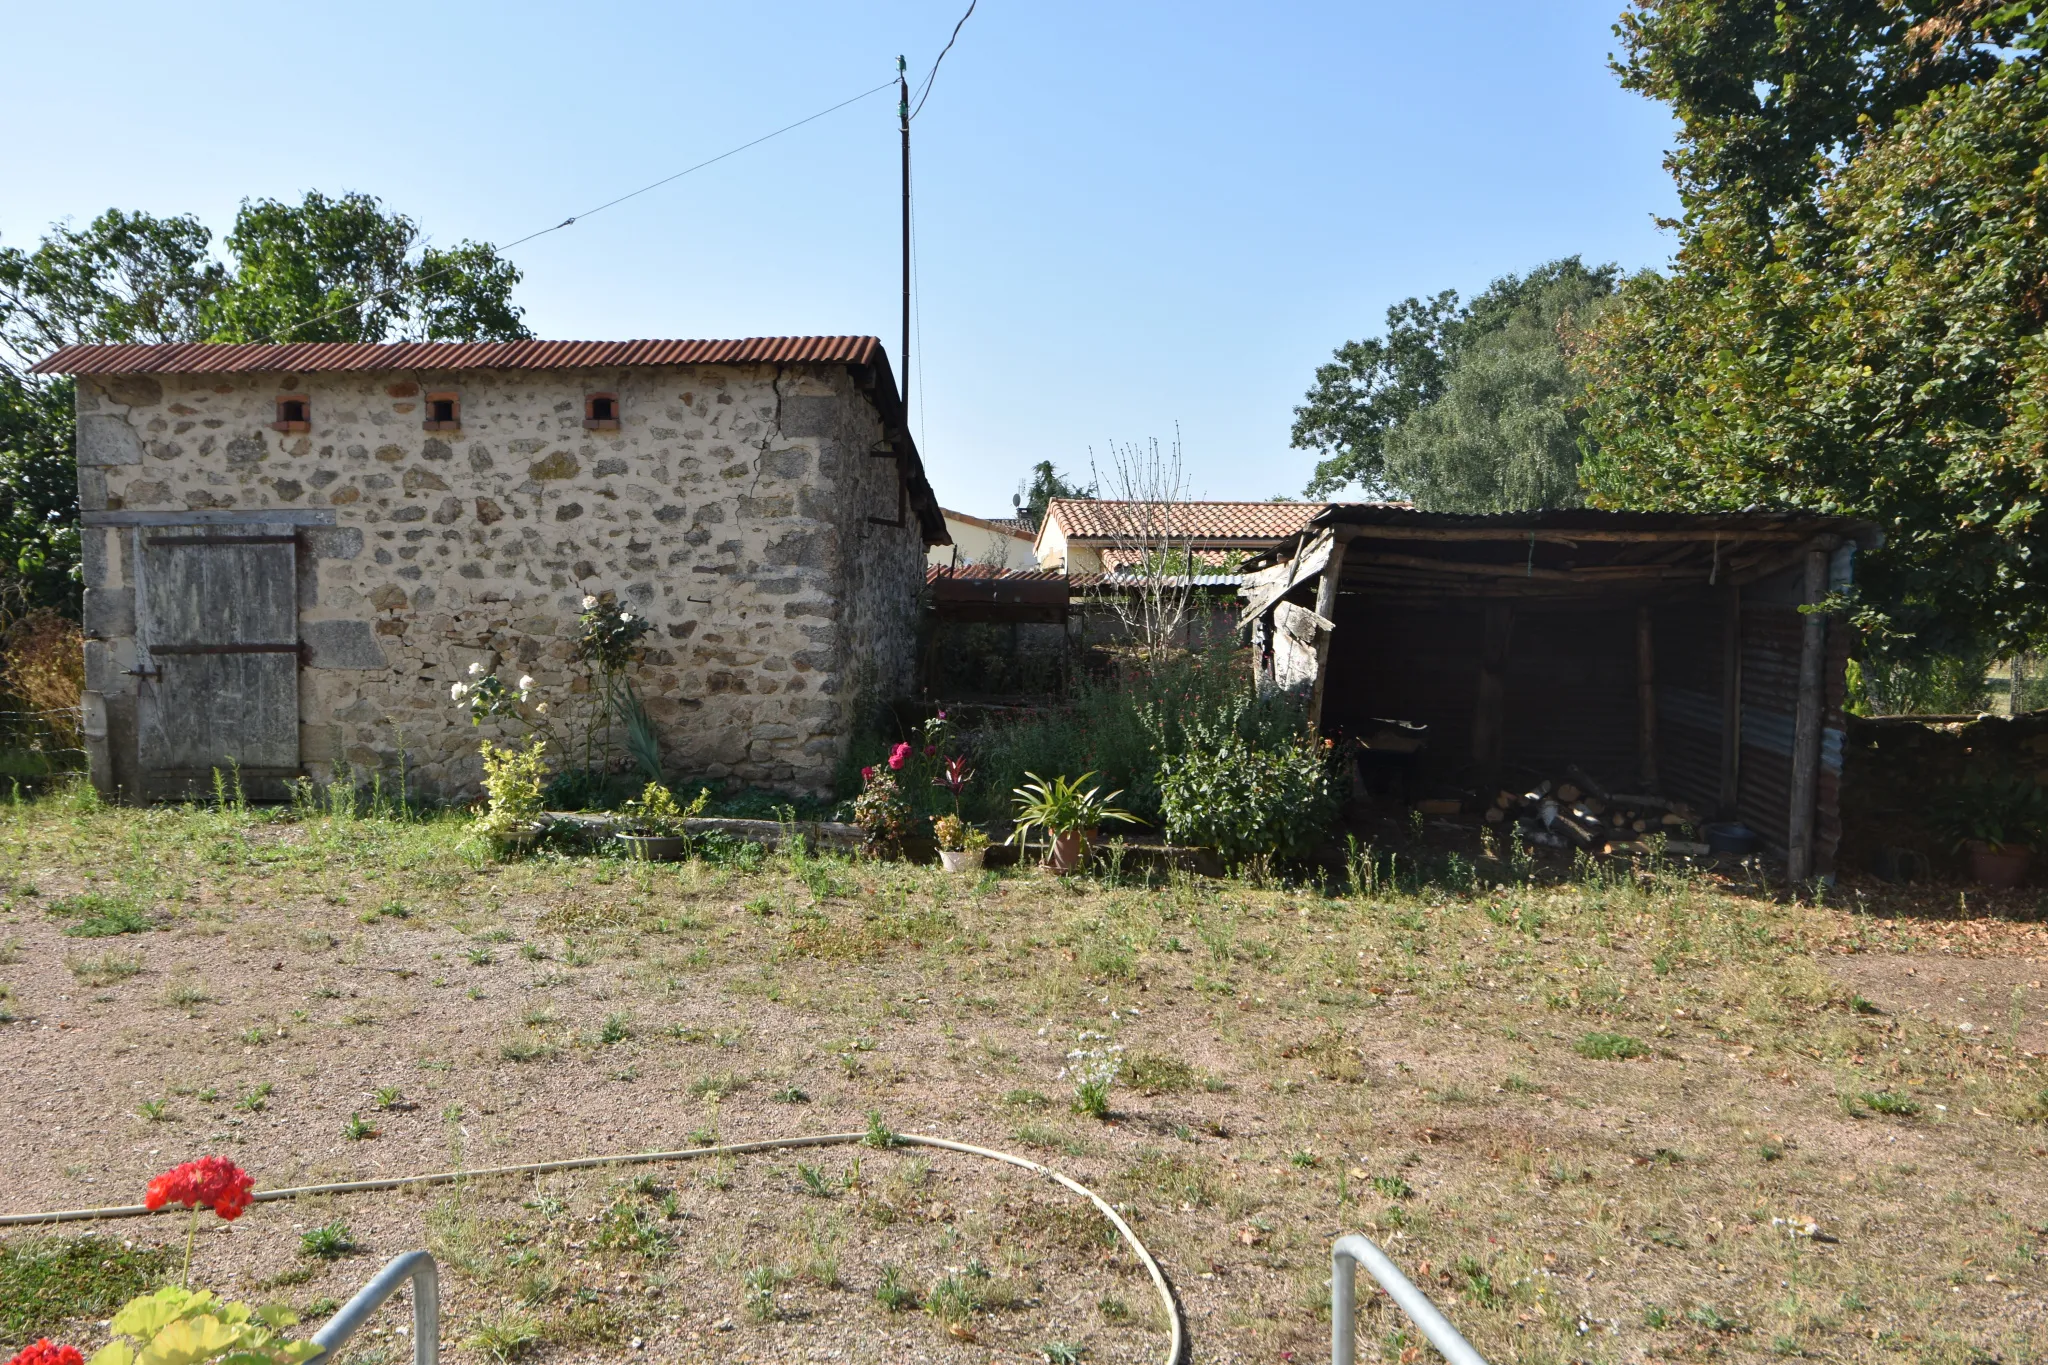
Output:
266,79,896,344
0,1129,1187,1365
910,0,978,119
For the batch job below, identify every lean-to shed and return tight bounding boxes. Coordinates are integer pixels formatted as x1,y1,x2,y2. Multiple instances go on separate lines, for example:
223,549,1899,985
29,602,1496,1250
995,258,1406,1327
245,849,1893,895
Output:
1240,506,1884,880
31,338,946,803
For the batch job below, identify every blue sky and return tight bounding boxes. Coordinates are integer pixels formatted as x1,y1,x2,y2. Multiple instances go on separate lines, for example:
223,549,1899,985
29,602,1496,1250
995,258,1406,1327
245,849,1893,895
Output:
0,0,1679,514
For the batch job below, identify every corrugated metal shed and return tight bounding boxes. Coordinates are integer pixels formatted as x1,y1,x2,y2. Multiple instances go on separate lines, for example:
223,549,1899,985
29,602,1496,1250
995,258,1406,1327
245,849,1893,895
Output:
1245,505,1882,880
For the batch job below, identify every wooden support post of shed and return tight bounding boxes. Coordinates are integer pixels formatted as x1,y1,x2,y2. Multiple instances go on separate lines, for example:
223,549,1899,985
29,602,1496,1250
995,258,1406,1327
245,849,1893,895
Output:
1304,529,1356,734
1635,604,1658,790
1716,580,1742,819
1787,547,1830,885
1472,603,1514,788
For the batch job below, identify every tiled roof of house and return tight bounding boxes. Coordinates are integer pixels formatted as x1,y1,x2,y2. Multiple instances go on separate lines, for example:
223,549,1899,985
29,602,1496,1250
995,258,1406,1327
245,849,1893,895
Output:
941,508,1037,540
30,337,886,375
1043,498,1325,542
1098,547,1251,571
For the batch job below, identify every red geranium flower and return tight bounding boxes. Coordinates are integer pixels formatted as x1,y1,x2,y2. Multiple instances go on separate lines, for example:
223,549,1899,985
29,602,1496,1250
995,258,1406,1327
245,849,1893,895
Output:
145,1155,255,1221
8,1341,83,1365
887,742,912,771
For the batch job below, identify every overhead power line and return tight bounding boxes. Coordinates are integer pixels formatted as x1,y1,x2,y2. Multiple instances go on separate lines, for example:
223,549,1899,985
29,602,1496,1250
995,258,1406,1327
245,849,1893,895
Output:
266,79,897,344
911,0,978,120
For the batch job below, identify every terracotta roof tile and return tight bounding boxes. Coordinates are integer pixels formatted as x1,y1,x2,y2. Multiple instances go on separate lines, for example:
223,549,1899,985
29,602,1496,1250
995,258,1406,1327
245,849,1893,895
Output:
30,336,883,375
1043,498,1325,543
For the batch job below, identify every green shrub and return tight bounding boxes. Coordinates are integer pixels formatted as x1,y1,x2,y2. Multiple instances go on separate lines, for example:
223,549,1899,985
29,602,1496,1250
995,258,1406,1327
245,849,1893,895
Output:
475,739,549,849
1156,701,1337,866
965,651,1294,824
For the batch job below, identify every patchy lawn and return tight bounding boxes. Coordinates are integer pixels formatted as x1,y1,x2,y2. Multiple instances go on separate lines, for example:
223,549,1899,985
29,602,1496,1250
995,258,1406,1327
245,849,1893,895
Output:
0,795,2044,1364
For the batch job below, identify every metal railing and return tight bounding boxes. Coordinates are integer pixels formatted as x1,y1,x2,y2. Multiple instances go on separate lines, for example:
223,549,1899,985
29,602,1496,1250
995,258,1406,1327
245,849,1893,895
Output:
310,1250,438,1365
1332,1234,1488,1365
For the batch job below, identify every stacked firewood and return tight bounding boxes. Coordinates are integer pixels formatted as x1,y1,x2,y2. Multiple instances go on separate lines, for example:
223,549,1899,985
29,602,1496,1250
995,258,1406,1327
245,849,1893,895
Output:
1481,767,1710,856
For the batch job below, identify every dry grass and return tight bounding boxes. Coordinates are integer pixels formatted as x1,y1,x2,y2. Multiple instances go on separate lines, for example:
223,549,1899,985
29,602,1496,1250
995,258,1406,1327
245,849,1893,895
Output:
0,612,84,747
0,793,2043,1363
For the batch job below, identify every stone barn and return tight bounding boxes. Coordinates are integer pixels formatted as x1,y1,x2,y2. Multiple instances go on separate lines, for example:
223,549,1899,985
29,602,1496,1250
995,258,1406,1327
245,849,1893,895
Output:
31,337,946,802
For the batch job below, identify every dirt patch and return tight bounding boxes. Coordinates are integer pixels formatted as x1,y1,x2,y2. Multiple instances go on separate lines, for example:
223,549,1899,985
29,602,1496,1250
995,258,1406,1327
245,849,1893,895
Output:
1827,953,2048,1052
1,804,2046,1364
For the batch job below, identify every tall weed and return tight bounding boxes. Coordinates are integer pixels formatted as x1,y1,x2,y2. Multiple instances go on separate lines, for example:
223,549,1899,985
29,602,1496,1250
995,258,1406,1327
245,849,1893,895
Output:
966,651,1298,824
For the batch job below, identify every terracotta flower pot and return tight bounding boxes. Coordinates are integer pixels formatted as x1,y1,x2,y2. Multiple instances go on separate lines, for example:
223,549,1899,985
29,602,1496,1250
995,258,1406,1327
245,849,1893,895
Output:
1044,830,1090,873
1966,841,2031,889
618,832,689,862
938,847,986,873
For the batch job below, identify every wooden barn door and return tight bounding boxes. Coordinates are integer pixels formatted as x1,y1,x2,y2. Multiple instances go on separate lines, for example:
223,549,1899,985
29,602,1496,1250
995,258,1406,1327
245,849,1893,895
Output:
134,530,300,799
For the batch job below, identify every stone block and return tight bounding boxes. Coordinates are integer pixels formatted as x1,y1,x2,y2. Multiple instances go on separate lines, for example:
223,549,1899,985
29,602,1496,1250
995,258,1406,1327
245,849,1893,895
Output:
83,586,135,639
102,376,162,408
79,527,112,588
84,639,129,692
777,396,838,439
300,724,343,761
305,526,364,560
304,620,389,670
77,414,143,466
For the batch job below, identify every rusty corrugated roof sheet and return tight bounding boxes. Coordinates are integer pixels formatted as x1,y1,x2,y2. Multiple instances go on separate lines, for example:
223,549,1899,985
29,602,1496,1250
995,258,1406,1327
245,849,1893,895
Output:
1043,498,1327,543
29,336,884,376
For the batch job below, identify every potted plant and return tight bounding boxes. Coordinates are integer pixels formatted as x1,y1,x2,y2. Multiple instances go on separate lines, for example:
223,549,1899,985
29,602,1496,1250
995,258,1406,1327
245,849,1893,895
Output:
616,781,708,861
1929,776,2048,888
1007,771,1141,873
934,813,991,872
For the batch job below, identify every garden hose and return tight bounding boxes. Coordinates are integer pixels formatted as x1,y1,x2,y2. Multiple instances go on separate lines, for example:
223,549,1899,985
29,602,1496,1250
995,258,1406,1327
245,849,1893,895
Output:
0,1130,1187,1365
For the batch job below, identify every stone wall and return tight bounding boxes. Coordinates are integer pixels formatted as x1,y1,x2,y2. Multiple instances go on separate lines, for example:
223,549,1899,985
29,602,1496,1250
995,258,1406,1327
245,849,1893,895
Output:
74,363,927,800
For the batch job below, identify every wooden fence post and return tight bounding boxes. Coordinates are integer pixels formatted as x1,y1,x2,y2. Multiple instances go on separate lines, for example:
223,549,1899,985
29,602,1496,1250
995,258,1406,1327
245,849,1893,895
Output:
1787,547,1830,884
1717,581,1742,819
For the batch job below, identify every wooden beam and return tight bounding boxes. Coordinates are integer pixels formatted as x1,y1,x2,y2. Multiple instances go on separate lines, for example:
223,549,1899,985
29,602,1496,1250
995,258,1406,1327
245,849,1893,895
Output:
1636,604,1659,790
1304,529,1356,734
1345,551,1709,583
1472,603,1514,787
1717,580,1742,819
1345,526,1817,544
1787,548,1829,884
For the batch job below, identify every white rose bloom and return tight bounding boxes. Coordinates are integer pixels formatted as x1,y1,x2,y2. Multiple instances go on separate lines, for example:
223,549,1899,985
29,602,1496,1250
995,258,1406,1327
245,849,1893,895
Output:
582,595,599,609
536,702,549,714
450,682,468,701
468,661,485,677
619,612,634,623
518,675,535,693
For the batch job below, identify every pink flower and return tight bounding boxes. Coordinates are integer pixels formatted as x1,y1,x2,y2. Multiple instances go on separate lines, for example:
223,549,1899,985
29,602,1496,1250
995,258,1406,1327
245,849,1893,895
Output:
922,744,936,757
887,742,911,771
861,766,876,782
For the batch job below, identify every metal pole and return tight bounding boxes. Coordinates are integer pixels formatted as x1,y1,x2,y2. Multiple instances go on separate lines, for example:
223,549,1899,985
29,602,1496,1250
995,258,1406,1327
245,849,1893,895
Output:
898,56,911,412
1331,1234,1488,1365
310,1250,439,1365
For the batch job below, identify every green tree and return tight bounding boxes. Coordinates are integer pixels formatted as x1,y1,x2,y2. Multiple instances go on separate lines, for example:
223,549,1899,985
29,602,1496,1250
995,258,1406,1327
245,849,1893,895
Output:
1581,8,2048,659
0,372,78,616
200,191,527,344
1611,0,2024,225
1294,258,1616,508
1015,459,1093,527
0,209,222,361
0,192,530,615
